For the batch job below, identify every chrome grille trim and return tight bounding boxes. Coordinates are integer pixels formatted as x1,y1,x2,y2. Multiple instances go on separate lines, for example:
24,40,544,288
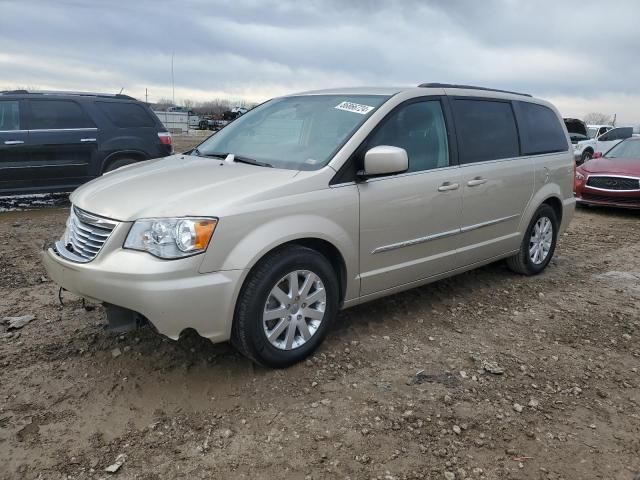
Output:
54,207,118,263
586,175,640,192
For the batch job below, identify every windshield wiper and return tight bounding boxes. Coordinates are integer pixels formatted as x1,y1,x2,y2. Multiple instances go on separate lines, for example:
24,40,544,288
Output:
233,155,273,168
196,151,227,159
193,151,273,167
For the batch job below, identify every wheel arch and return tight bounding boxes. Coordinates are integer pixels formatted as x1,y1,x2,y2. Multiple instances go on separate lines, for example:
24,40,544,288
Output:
541,195,563,225
101,150,148,173
238,237,349,307
519,185,565,239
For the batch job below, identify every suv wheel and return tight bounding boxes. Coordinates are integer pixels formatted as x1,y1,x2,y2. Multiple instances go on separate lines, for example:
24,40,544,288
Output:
103,158,137,173
232,246,338,368
506,204,558,275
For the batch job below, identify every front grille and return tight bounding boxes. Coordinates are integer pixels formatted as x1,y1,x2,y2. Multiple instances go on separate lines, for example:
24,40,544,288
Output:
586,176,640,191
55,207,118,263
581,193,640,207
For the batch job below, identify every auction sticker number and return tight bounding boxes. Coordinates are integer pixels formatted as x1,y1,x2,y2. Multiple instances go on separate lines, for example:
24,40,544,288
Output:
335,101,375,115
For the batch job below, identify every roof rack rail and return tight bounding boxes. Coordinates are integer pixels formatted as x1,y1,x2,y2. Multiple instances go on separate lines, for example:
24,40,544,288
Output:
418,83,531,97
0,90,136,100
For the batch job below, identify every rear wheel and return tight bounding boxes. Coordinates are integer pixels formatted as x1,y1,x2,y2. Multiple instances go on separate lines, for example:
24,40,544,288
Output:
232,246,338,368
506,204,558,275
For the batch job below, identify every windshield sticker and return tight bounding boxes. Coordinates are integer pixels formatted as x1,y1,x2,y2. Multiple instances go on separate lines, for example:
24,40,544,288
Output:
335,101,375,115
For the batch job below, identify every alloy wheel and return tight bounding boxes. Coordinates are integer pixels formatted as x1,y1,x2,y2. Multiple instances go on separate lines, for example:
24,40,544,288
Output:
263,270,326,350
529,216,553,265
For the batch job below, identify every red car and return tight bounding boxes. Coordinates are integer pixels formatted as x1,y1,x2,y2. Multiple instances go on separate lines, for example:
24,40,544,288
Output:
574,137,640,209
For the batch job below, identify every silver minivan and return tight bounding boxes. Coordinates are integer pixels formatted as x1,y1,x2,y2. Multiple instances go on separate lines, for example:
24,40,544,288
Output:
43,84,575,367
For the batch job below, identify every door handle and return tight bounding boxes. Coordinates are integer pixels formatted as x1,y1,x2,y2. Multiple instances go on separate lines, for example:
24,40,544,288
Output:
4,140,24,145
467,177,487,187
80,138,96,142
438,182,460,192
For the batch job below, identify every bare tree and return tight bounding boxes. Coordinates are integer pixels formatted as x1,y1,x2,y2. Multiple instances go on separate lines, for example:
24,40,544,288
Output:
154,98,175,111
584,112,612,125
182,99,194,109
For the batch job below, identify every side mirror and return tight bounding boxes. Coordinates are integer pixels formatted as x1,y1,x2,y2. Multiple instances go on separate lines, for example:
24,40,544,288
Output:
592,152,603,159
360,146,408,177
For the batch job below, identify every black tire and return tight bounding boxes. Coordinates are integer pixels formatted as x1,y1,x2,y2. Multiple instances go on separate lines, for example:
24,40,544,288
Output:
506,204,558,275
103,157,137,173
579,150,593,165
231,245,339,368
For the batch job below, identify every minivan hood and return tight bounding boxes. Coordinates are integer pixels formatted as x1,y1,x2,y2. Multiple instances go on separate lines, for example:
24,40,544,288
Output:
71,155,300,221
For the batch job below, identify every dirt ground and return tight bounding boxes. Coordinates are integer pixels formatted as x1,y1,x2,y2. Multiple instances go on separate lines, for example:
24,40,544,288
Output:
1,179,639,479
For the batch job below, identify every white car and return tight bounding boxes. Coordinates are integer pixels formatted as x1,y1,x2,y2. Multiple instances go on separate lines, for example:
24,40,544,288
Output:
574,126,632,164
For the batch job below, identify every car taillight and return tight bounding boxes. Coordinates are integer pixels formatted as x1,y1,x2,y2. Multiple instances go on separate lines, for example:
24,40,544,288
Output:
158,132,173,151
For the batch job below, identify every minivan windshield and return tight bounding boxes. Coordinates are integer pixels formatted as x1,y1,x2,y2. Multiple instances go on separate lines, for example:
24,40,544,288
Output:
195,95,389,170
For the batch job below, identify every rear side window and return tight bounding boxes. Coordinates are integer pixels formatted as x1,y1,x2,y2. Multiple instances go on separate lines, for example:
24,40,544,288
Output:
451,99,519,163
0,101,20,130
29,100,94,129
96,102,156,128
515,102,568,155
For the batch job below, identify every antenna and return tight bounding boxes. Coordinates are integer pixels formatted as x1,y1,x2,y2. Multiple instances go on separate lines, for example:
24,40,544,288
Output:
171,51,175,105
119,87,124,95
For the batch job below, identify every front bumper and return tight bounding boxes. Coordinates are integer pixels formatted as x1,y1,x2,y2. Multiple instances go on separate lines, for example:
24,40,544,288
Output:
42,244,243,342
575,194,640,209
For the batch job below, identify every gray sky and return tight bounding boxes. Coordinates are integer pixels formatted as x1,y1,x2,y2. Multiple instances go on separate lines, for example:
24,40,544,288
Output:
1,0,639,122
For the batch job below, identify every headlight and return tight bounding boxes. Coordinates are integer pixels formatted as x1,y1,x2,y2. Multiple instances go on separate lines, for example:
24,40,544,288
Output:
575,171,585,181
124,217,217,259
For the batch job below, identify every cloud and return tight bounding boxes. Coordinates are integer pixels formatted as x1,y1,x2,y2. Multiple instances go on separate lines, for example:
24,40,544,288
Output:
0,0,638,122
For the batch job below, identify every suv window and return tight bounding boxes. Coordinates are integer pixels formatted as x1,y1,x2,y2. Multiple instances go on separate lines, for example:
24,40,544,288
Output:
516,101,568,155
29,100,94,130
366,100,449,172
96,101,156,128
451,99,519,163
0,101,20,131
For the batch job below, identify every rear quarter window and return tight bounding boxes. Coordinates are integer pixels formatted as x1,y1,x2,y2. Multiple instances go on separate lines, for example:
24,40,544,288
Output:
515,101,568,155
451,99,520,163
96,101,156,128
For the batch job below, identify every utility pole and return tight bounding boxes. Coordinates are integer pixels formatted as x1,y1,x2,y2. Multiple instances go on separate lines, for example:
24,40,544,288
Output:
145,88,148,104
171,51,175,105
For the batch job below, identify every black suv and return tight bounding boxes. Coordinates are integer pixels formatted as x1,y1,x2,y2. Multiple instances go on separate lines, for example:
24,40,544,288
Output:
0,90,173,194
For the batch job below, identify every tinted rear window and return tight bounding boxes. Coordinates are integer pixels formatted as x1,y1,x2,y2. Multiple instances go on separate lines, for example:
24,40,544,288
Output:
97,101,156,128
30,100,94,129
451,99,520,163
516,102,568,155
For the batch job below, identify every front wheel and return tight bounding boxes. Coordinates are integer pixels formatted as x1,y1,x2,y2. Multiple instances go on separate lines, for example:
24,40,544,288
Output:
580,150,593,165
231,246,339,368
506,204,558,275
